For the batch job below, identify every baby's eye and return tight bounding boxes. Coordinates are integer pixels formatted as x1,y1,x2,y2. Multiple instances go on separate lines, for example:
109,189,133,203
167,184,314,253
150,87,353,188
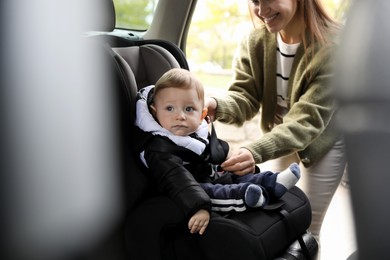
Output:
166,106,173,112
250,0,260,5
185,107,194,112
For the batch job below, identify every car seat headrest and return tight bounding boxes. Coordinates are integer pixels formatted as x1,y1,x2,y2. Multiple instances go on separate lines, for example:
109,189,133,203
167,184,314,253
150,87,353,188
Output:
83,0,116,32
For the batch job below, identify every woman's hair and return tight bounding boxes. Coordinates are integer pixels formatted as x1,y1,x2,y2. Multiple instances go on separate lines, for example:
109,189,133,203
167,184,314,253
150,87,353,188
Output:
153,68,205,106
300,0,342,46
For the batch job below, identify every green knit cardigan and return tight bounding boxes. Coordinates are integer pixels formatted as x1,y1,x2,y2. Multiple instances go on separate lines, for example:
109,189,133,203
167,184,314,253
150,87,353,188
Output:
214,27,341,167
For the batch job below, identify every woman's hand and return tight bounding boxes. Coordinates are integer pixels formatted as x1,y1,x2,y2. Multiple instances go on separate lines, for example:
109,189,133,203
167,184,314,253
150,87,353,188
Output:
205,97,217,122
221,148,256,175
188,209,210,235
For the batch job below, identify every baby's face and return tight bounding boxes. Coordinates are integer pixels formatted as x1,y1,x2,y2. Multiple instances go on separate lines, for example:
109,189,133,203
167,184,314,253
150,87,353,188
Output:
151,87,204,136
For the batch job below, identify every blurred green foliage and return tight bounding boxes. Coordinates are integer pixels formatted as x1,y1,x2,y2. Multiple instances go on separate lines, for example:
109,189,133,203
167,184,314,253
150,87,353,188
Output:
187,0,351,70
113,0,157,30
113,0,351,72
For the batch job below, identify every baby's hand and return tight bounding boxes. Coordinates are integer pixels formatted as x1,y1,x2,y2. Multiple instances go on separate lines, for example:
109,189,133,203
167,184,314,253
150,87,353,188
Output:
188,209,210,235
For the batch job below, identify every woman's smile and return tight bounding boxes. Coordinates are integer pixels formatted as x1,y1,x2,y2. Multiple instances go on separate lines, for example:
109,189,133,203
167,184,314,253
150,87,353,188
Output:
262,13,279,24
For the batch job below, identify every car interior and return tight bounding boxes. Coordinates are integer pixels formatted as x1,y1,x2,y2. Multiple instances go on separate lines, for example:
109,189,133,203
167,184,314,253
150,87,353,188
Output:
334,1,390,260
4,0,382,260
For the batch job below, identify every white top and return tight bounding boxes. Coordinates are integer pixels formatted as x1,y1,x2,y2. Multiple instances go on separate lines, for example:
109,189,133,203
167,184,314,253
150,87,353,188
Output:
275,33,300,124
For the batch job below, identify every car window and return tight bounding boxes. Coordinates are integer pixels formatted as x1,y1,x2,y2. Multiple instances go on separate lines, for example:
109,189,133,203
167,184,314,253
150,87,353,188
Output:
113,0,159,31
187,1,251,90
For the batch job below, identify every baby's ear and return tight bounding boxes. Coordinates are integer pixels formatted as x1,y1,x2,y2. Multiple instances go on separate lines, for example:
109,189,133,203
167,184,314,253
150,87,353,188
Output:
201,107,208,120
150,104,157,116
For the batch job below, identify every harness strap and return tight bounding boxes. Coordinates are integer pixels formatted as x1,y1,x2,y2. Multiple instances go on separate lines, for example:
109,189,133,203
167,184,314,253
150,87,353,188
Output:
208,122,229,164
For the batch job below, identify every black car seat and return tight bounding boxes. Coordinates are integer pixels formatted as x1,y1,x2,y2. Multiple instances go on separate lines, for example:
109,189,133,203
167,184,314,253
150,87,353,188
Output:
112,44,183,89
87,1,318,260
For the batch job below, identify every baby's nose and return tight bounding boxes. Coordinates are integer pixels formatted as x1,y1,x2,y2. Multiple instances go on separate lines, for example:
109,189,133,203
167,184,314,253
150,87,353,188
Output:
176,111,186,120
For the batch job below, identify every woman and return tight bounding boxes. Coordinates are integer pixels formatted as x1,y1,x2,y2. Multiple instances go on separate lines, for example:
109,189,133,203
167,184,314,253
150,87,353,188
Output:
206,0,346,242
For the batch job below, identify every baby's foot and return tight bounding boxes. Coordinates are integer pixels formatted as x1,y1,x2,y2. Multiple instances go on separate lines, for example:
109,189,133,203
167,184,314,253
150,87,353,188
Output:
274,163,301,198
245,184,266,208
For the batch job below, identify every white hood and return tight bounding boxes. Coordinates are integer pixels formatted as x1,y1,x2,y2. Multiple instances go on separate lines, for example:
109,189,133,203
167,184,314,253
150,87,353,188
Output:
135,85,209,156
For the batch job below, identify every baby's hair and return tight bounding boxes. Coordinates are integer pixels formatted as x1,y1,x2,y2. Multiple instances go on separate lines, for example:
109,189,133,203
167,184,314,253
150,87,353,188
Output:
153,68,205,107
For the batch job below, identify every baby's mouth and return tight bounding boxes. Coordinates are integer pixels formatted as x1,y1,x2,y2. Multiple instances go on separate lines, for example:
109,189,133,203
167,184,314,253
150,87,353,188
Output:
172,125,187,129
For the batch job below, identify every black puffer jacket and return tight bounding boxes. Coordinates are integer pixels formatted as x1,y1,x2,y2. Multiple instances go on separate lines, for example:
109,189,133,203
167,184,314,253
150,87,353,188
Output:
133,125,230,219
